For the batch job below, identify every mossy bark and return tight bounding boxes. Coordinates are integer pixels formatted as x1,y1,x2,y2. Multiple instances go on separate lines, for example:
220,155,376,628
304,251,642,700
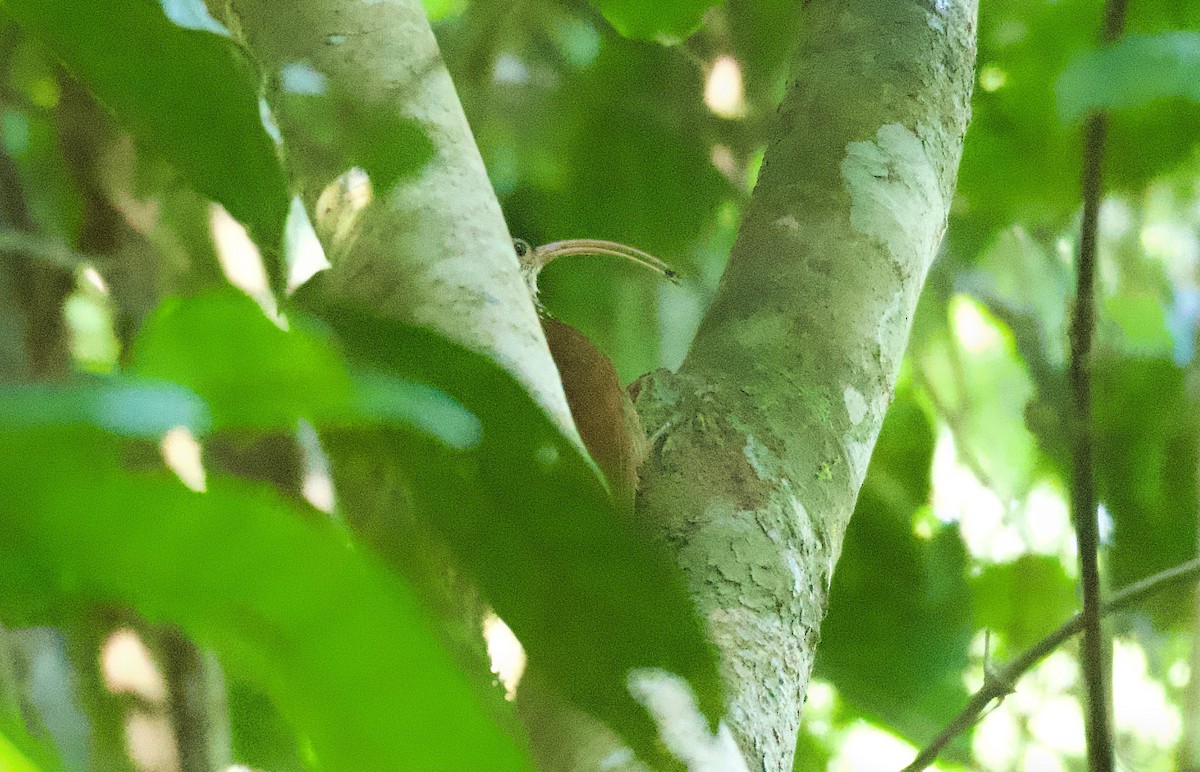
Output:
632,2,977,768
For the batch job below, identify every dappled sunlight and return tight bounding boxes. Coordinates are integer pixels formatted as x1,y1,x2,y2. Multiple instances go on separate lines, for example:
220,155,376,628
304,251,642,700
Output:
161,427,206,493
950,295,1003,354
314,167,373,259
298,421,336,514
483,612,526,701
978,63,1007,92
969,649,1083,769
64,265,121,373
102,630,179,772
210,204,280,322
704,55,746,119
125,710,179,772
1112,639,1182,751
828,721,917,771
931,427,1018,561
101,628,166,703
285,196,330,293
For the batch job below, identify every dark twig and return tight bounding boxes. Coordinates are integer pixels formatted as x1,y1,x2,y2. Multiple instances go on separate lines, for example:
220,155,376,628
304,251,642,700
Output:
1069,4,1127,770
902,557,1200,771
1071,108,1112,772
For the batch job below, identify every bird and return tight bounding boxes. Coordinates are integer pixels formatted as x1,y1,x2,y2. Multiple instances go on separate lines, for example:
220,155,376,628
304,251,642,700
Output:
513,238,678,512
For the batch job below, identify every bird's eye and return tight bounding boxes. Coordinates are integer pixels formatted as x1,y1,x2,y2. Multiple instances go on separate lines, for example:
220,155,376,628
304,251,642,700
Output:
513,239,530,257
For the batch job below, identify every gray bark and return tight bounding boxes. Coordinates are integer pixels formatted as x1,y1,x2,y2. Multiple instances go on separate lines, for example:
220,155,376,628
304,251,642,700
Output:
224,0,579,445
226,1,978,769
631,2,977,768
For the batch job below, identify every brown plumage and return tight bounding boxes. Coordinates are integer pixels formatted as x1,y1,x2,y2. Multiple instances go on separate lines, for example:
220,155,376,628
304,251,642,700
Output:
541,315,645,511
516,238,676,512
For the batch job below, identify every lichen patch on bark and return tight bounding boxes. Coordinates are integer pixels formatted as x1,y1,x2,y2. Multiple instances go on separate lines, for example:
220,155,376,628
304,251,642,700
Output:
841,123,946,286
632,2,977,768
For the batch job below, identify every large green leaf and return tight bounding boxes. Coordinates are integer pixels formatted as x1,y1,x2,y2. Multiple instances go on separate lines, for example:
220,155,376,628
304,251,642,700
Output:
0,0,289,284
114,287,721,759
1093,358,1199,625
0,729,40,772
972,554,1078,653
128,292,351,431
589,0,717,42
953,0,1200,258
128,291,479,446
815,392,974,750
0,427,532,771
298,292,724,761
1057,32,1200,124
225,678,307,772
0,694,61,772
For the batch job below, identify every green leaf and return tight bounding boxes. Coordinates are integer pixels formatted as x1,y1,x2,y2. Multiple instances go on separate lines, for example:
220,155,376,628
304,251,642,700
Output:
128,292,351,430
0,698,61,772
589,0,717,42
815,392,974,749
1093,358,1199,626
0,428,533,772
422,0,469,22
726,0,803,101
119,287,721,757
1024,356,1200,628
952,1,1200,258
1057,32,1200,124
226,679,307,772
0,0,289,285
128,290,481,446
0,729,41,772
972,555,1078,652
302,295,724,761
920,293,1041,500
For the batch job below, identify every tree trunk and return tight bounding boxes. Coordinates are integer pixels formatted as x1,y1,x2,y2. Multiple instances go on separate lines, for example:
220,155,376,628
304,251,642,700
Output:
227,0,978,769
632,3,977,767
224,0,579,445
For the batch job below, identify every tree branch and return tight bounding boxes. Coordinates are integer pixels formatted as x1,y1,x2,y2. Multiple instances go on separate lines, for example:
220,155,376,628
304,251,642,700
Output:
1068,3,1127,769
630,3,978,768
224,0,578,443
902,556,1200,772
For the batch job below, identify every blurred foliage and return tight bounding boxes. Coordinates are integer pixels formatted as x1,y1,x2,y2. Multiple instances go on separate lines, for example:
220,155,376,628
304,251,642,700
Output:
1057,32,1200,124
0,0,1198,769
974,555,1078,653
0,427,533,771
588,0,718,42
0,731,42,772
0,709,60,772
272,79,433,197
0,0,290,286
816,392,974,752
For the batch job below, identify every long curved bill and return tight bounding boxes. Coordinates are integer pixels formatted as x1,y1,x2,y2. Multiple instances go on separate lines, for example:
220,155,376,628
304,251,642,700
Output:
532,239,679,283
